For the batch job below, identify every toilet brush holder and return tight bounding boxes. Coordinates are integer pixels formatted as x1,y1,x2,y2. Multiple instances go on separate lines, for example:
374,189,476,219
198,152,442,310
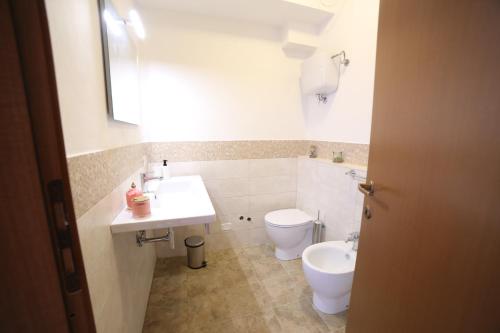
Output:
312,212,323,244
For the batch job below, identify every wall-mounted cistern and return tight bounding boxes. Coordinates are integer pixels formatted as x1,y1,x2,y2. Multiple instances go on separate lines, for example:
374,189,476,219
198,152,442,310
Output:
301,50,351,104
346,231,360,251
331,50,350,66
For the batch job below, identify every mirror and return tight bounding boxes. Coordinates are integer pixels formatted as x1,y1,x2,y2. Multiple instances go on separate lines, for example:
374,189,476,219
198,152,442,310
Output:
97,0,141,125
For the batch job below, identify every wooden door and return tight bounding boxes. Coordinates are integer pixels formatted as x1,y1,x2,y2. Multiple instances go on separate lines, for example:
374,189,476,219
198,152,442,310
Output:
0,1,95,331
347,1,500,332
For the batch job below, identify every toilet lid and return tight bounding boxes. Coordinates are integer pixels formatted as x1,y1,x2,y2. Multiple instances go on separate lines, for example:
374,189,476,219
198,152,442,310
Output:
265,209,313,227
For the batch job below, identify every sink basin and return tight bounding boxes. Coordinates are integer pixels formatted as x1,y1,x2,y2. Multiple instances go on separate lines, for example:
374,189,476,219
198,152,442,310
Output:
157,178,192,194
110,175,215,234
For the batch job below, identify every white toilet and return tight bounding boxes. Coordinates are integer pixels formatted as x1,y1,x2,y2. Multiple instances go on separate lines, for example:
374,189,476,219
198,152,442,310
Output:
264,209,313,260
302,241,357,314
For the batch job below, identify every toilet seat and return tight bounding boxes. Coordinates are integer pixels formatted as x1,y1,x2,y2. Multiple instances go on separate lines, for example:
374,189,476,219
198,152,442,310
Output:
265,209,312,228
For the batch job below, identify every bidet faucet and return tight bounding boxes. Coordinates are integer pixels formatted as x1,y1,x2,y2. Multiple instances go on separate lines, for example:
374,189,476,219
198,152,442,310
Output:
346,232,360,251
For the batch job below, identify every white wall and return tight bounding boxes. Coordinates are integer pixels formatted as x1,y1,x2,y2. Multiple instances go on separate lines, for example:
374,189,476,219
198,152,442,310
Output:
76,169,155,333
46,2,156,333
303,0,380,144
46,0,142,156
47,0,379,153
139,10,306,142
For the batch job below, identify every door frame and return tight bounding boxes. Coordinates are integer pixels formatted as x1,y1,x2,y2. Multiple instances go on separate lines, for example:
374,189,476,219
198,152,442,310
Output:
2,1,95,331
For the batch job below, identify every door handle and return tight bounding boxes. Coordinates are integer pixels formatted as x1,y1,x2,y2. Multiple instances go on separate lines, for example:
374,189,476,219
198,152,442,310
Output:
358,181,374,196
363,205,372,219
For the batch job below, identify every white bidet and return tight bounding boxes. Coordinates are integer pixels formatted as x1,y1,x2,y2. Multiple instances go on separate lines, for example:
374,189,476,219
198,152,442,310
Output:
302,241,357,314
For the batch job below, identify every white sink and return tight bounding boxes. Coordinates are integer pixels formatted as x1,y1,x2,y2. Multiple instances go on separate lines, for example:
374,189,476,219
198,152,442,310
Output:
110,175,215,234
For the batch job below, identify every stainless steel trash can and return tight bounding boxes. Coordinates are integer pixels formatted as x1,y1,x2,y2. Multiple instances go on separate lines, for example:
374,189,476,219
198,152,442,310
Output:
185,236,206,269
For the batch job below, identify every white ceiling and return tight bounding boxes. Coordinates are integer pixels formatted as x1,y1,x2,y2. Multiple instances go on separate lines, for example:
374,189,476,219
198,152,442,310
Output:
135,0,337,33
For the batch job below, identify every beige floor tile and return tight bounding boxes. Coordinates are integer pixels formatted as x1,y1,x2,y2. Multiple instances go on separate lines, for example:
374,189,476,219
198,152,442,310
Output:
243,244,275,261
143,301,189,331
314,309,347,331
251,257,290,282
221,256,256,277
189,318,238,333
187,289,233,322
289,275,313,302
147,287,187,309
332,326,346,333
273,300,330,333
142,318,189,333
259,274,296,306
154,257,189,278
218,263,255,289
210,247,246,261
144,248,348,333
261,311,285,333
185,272,223,297
149,273,187,295
232,314,277,333
280,258,303,274
227,295,263,317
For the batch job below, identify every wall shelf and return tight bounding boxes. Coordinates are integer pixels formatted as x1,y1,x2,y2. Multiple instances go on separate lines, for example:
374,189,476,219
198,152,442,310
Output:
137,0,340,58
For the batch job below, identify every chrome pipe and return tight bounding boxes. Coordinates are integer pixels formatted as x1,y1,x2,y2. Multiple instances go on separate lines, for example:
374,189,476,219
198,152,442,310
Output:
136,230,170,247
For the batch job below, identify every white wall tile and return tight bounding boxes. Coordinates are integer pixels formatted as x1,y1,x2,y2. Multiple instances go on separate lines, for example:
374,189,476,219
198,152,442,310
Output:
205,232,235,251
248,158,296,177
296,190,319,218
202,178,250,198
297,158,318,193
296,157,367,242
200,160,249,179
157,157,368,258
213,178,250,197
249,211,266,228
169,161,201,176
249,192,296,213
77,169,156,333
233,227,271,247
157,158,299,257
218,196,250,216
248,175,297,195
220,214,255,230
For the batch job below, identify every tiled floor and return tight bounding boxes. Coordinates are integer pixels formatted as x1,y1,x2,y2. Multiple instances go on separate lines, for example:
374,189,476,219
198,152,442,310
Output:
143,245,347,333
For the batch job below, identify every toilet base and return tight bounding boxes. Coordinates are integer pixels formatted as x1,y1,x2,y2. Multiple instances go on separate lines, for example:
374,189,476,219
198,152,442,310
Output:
313,292,350,314
273,228,312,261
275,246,305,260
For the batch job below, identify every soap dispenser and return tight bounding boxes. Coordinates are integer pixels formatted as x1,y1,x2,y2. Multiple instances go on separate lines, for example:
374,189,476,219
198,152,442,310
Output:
161,160,171,180
126,182,142,209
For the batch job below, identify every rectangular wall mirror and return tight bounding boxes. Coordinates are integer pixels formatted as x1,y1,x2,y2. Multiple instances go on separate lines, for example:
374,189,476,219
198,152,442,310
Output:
97,0,141,125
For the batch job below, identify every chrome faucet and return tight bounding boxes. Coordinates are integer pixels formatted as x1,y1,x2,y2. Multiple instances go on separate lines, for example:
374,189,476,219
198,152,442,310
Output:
140,172,162,193
346,232,360,251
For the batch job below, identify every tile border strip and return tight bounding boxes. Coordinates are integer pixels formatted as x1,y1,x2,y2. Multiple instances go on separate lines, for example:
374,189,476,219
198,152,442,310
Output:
146,140,310,162
67,143,146,218
68,140,369,218
307,140,369,165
